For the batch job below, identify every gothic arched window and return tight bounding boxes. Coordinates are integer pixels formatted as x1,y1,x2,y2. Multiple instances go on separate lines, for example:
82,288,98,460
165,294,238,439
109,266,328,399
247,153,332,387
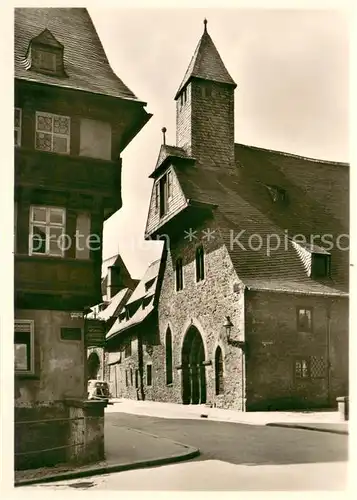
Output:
195,245,205,282
215,346,224,395
166,328,173,385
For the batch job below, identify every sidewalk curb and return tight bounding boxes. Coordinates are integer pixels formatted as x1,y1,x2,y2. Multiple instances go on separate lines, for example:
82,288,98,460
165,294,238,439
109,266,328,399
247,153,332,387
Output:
266,422,348,435
15,443,200,487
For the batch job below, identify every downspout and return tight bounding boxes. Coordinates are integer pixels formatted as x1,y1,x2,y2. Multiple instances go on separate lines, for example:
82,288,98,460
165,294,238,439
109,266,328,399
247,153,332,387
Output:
326,300,332,406
138,332,145,401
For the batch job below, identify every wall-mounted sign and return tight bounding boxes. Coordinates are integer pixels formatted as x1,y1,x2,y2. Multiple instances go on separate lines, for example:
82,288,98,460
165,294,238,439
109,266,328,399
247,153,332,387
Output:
61,327,82,341
85,319,106,347
70,312,84,319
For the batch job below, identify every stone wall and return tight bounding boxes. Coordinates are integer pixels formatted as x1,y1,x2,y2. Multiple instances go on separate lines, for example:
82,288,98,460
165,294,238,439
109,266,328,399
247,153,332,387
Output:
245,291,349,410
150,217,246,410
15,309,85,405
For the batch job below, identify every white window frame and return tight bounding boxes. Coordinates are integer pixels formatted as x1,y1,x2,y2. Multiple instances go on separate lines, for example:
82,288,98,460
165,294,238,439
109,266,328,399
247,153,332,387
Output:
29,206,66,257
15,319,35,375
15,107,22,147
167,170,173,200
35,111,71,154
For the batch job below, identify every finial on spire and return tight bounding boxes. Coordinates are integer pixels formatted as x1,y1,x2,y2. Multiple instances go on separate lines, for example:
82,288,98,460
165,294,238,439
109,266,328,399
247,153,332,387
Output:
203,18,208,32
161,127,167,145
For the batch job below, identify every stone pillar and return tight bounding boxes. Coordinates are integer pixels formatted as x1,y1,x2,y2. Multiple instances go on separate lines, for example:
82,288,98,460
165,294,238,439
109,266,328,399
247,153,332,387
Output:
65,399,106,465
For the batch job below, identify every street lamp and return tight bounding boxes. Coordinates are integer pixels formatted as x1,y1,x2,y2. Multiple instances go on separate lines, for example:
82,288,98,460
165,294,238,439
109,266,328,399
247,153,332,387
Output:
223,316,234,342
223,316,247,350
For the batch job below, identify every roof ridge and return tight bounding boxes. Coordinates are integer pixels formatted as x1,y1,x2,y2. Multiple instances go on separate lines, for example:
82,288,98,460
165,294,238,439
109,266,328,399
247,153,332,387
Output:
235,142,349,167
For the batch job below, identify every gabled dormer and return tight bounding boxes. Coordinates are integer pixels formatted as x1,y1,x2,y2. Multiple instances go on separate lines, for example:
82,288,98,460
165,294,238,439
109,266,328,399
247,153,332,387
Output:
145,138,190,239
24,28,67,77
291,240,331,279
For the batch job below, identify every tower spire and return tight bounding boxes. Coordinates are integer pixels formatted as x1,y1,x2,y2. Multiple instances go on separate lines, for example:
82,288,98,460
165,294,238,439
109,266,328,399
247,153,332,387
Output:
174,20,236,100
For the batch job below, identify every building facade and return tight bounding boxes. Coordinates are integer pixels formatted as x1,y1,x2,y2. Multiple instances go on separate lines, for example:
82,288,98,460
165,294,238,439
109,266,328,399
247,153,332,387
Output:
14,8,151,469
106,20,349,411
104,259,162,400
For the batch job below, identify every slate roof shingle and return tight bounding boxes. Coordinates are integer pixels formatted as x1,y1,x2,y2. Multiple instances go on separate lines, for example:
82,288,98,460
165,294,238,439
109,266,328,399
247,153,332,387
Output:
15,8,142,101
171,143,349,296
106,258,162,340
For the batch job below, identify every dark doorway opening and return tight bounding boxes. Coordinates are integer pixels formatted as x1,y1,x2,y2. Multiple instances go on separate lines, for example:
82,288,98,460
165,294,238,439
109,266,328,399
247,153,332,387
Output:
182,326,206,405
87,352,100,380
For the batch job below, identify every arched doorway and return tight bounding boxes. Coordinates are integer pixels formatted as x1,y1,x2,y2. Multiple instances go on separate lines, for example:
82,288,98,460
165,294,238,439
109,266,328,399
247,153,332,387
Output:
181,326,206,405
87,352,100,380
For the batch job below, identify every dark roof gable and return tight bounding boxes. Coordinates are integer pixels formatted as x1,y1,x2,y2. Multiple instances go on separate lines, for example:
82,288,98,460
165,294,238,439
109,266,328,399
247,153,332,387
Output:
31,28,63,48
15,8,141,101
150,144,195,178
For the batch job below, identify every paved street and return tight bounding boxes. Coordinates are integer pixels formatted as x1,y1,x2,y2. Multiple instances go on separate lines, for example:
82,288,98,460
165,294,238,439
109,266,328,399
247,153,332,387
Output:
26,409,348,491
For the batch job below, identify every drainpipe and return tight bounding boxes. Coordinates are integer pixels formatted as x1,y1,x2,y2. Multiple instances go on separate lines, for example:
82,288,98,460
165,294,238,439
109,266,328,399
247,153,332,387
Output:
138,333,145,401
326,300,332,406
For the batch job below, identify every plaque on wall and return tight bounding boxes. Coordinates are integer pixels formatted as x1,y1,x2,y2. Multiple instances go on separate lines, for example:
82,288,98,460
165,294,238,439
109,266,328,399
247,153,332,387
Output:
60,327,82,341
85,319,106,347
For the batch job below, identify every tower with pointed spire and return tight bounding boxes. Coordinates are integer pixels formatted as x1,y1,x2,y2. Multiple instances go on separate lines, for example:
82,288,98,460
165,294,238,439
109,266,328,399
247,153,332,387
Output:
175,19,237,169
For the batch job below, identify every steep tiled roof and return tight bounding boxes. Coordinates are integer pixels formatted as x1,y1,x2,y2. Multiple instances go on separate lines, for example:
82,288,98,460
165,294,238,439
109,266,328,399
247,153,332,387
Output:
244,279,348,297
173,144,349,295
126,259,161,304
87,288,131,321
15,8,141,101
106,300,155,339
175,23,236,99
106,258,162,340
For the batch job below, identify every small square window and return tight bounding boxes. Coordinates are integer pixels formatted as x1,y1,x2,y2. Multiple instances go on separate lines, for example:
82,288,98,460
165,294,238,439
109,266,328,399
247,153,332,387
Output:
297,308,313,332
29,206,66,257
38,49,57,72
14,320,34,374
294,358,310,379
311,253,331,278
35,112,70,154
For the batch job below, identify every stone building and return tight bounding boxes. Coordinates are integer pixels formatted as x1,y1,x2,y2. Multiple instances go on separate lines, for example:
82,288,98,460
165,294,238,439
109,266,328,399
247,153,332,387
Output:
14,8,151,469
87,254,138,381
105,258,162,399
109,20,349,411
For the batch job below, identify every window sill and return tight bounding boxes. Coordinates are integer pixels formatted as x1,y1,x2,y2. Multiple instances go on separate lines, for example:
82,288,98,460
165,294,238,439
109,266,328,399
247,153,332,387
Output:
15,372,40,380
166,383,173,388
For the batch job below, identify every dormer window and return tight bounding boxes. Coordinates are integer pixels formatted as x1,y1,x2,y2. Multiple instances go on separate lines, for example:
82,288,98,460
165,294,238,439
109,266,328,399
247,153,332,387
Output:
37,49,57,72
25,29,66,77
291,239,331,279
265,184,287,204
159,169,173,218
311,253,331,279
